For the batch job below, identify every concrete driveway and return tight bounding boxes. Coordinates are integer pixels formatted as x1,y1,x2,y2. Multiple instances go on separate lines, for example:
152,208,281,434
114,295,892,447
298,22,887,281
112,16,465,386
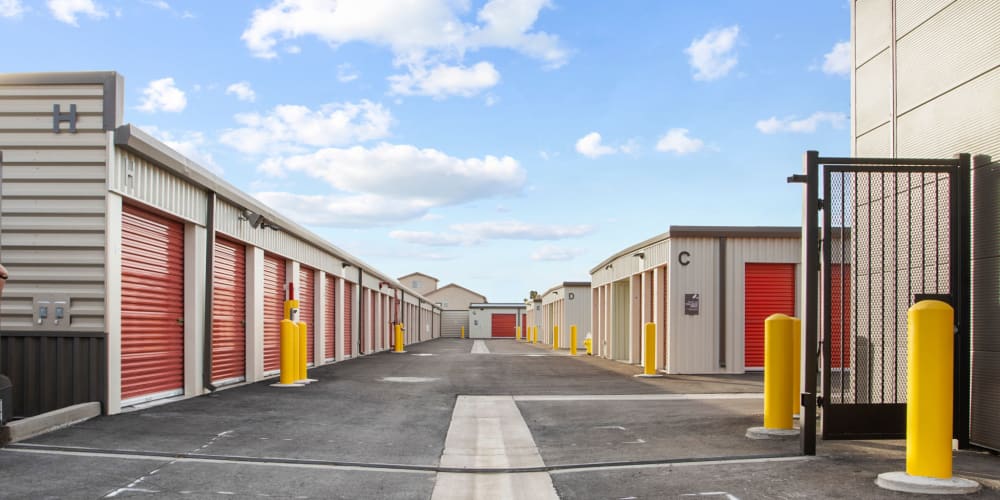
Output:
1,338,996,499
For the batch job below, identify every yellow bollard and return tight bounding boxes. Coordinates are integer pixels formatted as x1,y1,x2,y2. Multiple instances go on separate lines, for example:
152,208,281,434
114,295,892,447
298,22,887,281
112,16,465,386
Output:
643,323,656,375
764,314,793,430
791,317,801,418
278,318,299,385
461,326,465,339
516,326,521,342
570,326,578,356
394,323,405,353
906,300,954,478
875,300,979,494
296,321,309,382
532,326,538,344
553,325,559,350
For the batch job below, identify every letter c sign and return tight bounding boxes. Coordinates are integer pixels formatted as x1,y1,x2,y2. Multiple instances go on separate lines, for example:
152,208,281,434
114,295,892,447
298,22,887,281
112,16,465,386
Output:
678,251,691,266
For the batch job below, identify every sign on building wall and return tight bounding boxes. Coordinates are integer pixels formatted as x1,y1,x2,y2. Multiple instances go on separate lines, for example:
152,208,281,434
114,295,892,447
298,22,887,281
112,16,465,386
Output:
684,293,700,316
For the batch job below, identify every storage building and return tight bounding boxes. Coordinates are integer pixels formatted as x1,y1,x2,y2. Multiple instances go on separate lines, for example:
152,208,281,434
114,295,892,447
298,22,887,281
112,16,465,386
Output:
468,303,527,339
539,282,591,349
590,226,801,374
0,71,441,418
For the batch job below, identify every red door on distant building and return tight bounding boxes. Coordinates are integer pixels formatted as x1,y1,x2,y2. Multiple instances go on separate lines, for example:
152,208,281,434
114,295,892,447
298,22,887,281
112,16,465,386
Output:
492,314,516,338
744,263,796,369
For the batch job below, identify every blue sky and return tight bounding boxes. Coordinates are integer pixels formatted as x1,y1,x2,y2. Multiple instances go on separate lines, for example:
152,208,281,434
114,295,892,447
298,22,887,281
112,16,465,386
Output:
1,0,851,301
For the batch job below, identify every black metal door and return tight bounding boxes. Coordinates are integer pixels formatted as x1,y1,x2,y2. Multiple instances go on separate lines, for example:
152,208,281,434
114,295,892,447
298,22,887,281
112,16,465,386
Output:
814,156,970,443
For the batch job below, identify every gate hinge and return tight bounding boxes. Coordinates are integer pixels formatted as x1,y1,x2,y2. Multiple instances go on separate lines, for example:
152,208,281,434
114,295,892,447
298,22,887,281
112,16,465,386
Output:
817,198,824,210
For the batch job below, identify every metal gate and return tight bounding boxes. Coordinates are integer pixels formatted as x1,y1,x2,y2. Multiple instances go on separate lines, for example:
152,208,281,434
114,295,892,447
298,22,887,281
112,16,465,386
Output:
795,151,970,454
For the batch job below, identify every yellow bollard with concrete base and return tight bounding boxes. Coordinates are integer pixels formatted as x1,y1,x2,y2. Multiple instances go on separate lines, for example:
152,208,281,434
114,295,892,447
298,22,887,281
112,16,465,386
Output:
393,323,406,353
791,317,801,419
570,326,578,356
553,325,559,351
461,326,465,339
635,323,663,378
876,301,980,494
516,326,522,342
272,300,304,387
532,326,538,344
746,314,798,439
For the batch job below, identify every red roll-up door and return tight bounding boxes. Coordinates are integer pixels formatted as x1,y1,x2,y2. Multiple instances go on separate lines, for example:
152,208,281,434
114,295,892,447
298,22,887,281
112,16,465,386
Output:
325,277,337,361
299,267,315,364
212,237,246,384
263,253,286,372
830,264,851,369
121,204,185,402
744,263,796,369
492,313,516,337
343,282,354,356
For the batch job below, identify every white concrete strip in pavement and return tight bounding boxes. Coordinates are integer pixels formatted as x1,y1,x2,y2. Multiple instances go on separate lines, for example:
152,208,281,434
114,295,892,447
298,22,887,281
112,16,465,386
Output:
432,396,558,500
470,340,490,354
513,393,763,402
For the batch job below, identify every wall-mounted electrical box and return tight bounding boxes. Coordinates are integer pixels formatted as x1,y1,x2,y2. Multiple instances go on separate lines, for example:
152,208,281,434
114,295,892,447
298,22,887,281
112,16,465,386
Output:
33,295,71,330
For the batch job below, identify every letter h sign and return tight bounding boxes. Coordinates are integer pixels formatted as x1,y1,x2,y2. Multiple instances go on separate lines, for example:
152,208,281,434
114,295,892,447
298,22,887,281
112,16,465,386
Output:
52,104,78,133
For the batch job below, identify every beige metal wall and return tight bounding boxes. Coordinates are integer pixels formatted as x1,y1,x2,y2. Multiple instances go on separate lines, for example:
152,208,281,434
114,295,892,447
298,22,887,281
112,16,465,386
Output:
0,76,118,332
853,0,1000,450
667,238,718,373
564,285,591,348
425,286,484,309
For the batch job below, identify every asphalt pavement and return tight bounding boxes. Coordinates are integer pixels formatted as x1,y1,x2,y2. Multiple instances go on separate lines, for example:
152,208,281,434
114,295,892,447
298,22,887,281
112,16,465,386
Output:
0,338,996,499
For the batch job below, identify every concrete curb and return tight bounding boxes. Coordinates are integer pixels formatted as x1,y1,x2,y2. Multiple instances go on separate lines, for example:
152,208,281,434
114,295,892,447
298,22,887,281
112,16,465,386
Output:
2,402,101,444
876,471,981,495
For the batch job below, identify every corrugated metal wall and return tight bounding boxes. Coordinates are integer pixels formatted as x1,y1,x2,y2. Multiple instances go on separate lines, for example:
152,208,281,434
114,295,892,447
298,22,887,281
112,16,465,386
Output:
441,310,467,337
611,280,630,361
0,75,116,417
667,238,718,373
853,0,998,449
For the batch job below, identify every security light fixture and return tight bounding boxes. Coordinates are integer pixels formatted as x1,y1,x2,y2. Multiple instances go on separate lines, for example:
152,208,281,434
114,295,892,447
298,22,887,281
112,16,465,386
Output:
633,252,645,259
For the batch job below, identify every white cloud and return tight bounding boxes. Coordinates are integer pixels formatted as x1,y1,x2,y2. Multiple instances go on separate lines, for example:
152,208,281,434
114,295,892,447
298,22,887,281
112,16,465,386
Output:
575,132,616,158
389,61,500,98
337,63,359,82
822,41,850,76
655,128,704,155
685,25,739,81
141,0,169,9
755,111,847,134
137,77,187,113
484,93,499,107
220,100,393,155
530,244,584,261
242,0,566,65
225,81,257,102
47,0,106,25
143,126,222,175
390,221,593,246
1,0,25,18
259,143,524,204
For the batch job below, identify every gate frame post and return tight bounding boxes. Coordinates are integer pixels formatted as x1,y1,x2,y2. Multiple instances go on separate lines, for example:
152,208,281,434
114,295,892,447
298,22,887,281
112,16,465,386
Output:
801,150,820,456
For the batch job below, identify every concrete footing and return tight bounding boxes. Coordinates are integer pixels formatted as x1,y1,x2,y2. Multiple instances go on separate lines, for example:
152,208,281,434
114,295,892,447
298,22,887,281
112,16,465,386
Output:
270,382,305,388
391,350,407,354
876,471,980,495
745,426,799,440
3,402,101,444
633,374,664,378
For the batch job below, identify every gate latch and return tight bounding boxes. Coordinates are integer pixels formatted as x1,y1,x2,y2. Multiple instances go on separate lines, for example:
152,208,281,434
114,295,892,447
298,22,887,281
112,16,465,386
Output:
801,392,821,408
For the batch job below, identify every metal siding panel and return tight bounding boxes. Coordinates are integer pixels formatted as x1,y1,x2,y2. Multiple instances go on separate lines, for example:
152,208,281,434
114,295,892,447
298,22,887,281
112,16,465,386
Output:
896,0,1000,115
343,282,353,355
670,238,718,373
0,98,103,113
743,263,796,368
262,253,285,372
120,204,184,401
855,0,892,64
299,267,315,363
856,50,892,136
0,149,107,163
971,350,1000,451
0,85,105,96
113,149,207,225
0,132,106,147
325,276,337,360
896,67,1000,159
212,237,246,383
896,0,957,36
441,310,468,337
0,333,105,418
856,122,892,158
